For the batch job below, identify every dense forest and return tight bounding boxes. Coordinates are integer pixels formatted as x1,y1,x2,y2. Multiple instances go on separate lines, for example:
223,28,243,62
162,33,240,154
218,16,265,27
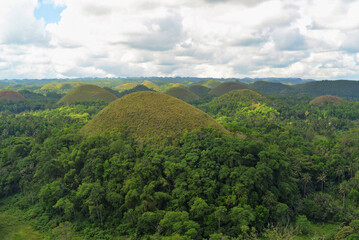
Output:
2,79,359,239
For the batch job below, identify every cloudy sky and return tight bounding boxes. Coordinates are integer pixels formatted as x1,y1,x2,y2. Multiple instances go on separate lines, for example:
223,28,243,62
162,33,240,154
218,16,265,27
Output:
0,0,359,80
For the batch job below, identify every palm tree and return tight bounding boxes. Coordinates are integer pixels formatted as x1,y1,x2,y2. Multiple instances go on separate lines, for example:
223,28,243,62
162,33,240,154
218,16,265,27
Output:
339,181,350,209
301,173,311,195
317,172,327,192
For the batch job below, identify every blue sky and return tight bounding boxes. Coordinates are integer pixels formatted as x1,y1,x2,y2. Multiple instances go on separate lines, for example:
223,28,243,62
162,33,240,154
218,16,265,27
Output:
34,0,66,25
0,0,358,80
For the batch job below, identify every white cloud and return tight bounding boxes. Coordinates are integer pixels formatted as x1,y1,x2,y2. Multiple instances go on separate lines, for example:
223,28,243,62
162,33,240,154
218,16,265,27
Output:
0,0,359,79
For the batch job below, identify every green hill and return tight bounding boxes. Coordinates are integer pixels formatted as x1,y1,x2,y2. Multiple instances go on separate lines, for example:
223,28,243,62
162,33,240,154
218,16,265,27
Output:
0,83,7,89
188,85,211,95
58,84,118,104
204,89,264,116
81,91,227,143
115,82,139,90
165,87,199,101
293,80,359,98
310,95,342,105
209,81,249,96
142,80,160,91
250,81,291,95
0,90,26,101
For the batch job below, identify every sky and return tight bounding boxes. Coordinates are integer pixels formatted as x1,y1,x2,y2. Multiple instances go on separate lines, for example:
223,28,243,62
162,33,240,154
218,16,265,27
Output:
0,0,359,80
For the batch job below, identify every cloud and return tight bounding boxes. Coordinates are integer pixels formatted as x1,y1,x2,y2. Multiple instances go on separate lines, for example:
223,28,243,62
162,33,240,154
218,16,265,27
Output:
122,11,184,51
0,0,359,80
273,28,307,51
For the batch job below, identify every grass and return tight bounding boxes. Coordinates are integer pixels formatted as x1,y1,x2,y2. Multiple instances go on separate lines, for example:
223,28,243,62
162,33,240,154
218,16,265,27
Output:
0,90,27,101
209,81,249,96
0,213,43,240
58,84,118,104
164,87,199,101
81,91,228,143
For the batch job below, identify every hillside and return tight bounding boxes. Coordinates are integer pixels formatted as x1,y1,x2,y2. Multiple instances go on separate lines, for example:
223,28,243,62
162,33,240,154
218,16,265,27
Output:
117,84,155,98
142,80,160,91
188,85,211,95
81,91,227,142
197,79,222,88
204,89,264,116
310,95,342,105
0,83,7,89
209,81,249,96
58,84,117,104
0,90,26,101
164,87,200,101
293,80,359,98
115,82,139,90
250,81,291,95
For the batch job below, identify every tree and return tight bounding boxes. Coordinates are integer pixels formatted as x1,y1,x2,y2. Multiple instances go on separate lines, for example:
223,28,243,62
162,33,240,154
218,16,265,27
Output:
301,173,311,195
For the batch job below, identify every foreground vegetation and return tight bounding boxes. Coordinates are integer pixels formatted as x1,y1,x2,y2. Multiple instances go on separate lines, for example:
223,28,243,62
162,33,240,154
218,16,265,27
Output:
2,79,359,239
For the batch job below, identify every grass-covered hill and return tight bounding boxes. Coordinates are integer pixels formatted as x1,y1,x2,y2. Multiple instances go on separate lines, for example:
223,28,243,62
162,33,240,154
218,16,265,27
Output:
115,82,139,90
196,79,222,88
250,81,291,95
310,95,342,105
188,85,211,95
209,81,249,96
164,87,200,101
117,84,155,98
81,91,227,142
0,90,26,101
142,80,160,91
203,89,264,116
0,83,7,89
58,84,118,104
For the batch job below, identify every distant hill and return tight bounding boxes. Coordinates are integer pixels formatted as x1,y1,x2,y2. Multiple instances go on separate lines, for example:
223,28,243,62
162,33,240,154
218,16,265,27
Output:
0,83,7,89
204,89,264,116
81,91,227,143
293,80,359,98
165,87,199,101
188,85,211,95
209,81,249,96
250,81,291,95
310,95,342,105
196,79,222,88
0,90,26,101
118,85,155,98
142,80,160,91
58,84,117,104
115,83,139,90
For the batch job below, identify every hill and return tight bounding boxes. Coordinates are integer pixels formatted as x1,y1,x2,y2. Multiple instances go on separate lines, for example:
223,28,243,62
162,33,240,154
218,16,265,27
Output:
58,84,117,104
209,81,249,96
164,87,199,101
310,95,342,105
0,83,7,89
188,85,211,95
293,80,359,98
0,90,26,101
196,79,222,88
204,89,264,116
81,91,227,142
250,81,291,95
142,80,160,91
118,85,155,98
115,82,139,90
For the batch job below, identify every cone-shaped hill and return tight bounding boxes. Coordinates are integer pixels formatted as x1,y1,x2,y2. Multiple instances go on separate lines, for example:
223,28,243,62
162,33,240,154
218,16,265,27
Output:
205,89,264,116
80,91,227,143
58,84,117,104
143,80,160,91
209,81,249,96
188,85,211,95
310,95,342,105
115,83,139,90
0,90,27,101
165,87,199,101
